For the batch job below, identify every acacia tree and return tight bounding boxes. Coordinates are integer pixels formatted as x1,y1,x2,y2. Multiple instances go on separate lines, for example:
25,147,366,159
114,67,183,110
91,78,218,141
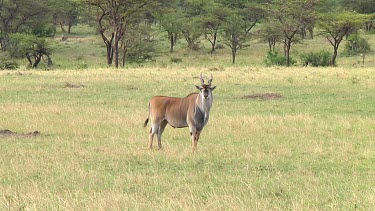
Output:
52,0,80,33
86,0,153,68
270,0,318,66
318,12,371,66
340,0,375,31
178,0,206,50
179,16,202,50
199,0,229,53
0,0,50,51
258,21,283,52
8,33,52,68
221,2,265,64
158,12,181,53
157,0,181,53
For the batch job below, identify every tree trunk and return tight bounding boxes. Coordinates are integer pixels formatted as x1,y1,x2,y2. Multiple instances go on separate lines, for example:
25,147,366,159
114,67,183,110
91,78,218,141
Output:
122,48,127,68
283,41,287,57
59,23,66,33
113,37,120,68
0,37,9,51
332,46,338,66
33,55,42,68
106,44,113,66
268,38,273,52
285,40,292,66
362,54,365,65
210,32,217,53
308,27,314,39
232,48,236,64
169,32,174,53
68,24,72,33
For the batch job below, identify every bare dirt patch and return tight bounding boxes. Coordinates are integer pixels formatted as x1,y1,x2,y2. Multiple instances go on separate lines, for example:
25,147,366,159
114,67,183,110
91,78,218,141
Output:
0,129,41,138
64,82,85,88
243,93,283,100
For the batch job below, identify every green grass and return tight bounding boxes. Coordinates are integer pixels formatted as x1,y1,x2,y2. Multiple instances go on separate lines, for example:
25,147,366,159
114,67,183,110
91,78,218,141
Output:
1,67,375,210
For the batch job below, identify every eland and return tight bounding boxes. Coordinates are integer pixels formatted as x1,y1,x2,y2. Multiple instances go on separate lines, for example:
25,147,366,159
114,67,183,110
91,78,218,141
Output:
144,73,216,150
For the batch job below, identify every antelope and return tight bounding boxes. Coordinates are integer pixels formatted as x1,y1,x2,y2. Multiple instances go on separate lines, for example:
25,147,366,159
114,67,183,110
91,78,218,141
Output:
144,73,216,150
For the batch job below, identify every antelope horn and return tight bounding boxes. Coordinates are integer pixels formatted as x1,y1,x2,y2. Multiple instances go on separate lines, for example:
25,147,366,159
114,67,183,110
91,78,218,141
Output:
200,72,205,85
208,73,213,86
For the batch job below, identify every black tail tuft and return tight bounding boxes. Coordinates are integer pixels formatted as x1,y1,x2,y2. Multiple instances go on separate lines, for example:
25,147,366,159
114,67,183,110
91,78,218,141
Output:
143,118,149,127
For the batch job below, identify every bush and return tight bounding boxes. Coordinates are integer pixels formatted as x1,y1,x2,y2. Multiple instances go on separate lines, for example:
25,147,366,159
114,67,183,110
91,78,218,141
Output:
31,23,56,37
343,34,371,56
126,41,155,64
265,50,296,66
0,60,19,70
300,50,331,67
0,52,19,70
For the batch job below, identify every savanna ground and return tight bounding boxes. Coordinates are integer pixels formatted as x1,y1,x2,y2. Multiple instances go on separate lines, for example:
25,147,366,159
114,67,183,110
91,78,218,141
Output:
1,67,375,210
1,25,375,210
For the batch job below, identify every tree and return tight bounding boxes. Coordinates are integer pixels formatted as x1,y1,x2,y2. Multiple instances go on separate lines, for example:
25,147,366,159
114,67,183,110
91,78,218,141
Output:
120,23,155,67
158,12,181,53
269,0,318,66
155,0,181,53
8,33,52,68
179,16,202,50
344,34,371,65
340,0,375,31
258,21,283,52
52,0,80,33
85,0,154,68
318,12,371,66
178,0,206,50
199,0,229,53
221,2,265,64
0,0,51,51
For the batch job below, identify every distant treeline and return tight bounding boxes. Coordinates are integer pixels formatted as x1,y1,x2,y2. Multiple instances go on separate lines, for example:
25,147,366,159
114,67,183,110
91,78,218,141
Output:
0,0,374,68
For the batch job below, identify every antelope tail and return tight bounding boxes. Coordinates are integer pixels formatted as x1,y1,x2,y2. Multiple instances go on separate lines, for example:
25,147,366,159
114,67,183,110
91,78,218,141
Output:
143,118,149,127
143,102,150,127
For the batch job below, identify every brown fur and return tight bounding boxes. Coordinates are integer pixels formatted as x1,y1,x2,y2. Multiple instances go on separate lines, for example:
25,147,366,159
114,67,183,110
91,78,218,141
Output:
145,74,215,150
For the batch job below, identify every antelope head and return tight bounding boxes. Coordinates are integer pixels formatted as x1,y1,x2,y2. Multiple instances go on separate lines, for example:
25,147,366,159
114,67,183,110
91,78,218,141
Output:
196,73,216,100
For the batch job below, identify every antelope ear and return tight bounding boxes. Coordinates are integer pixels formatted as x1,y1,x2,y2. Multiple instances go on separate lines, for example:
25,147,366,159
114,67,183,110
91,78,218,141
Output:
210,86,216,91
195,85,202,90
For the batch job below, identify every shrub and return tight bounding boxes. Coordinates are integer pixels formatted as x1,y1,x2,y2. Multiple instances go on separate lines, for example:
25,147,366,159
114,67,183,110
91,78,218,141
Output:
0,60,19,70
265,50,296,66
31,23,56,37
300,50,331,67
343,34,371,56
0,52,19,70
126,41,155,64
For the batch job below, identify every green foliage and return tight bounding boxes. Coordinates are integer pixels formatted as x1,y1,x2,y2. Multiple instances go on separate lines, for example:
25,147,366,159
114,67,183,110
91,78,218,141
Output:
265,50,296,66
31,23,56,37
0,54,19,70
317,12,372,66
300,50,331,67
126,41,155,64
8,34,47,58
340,0,375,14
343,34,371,56
8,33,52,68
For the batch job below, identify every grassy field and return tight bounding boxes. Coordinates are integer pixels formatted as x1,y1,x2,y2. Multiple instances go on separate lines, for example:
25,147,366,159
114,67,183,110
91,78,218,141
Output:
1,66,375,210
